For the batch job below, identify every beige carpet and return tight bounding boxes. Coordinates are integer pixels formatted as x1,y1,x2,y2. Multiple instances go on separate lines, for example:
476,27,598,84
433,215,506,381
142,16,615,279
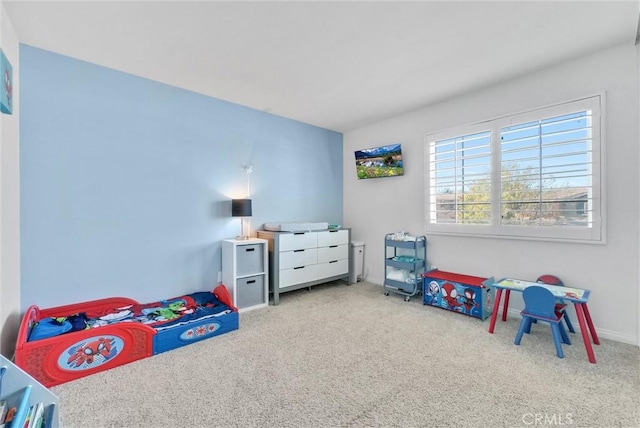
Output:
52,281,640,428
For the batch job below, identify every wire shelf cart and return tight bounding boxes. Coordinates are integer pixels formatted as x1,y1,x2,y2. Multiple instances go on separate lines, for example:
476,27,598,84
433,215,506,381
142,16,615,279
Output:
383,234,427,301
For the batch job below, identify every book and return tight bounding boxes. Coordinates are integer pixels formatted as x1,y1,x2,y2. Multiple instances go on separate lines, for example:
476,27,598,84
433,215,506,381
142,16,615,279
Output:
21,404,33,428
42,404,55,428
28,402,44,428
0,400,7,423
4,407,16,424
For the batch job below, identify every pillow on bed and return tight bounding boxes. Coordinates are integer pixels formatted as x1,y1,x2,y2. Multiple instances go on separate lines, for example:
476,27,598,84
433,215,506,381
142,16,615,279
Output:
28,317,73,342
189,292,221,307
28,313,89,342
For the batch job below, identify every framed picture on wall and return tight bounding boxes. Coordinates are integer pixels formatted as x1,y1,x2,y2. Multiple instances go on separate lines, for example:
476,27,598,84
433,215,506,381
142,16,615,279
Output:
354,143,404,179
1,48,13,115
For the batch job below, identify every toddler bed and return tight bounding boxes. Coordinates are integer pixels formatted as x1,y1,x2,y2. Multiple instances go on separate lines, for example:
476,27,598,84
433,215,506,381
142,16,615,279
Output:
14,285,238,387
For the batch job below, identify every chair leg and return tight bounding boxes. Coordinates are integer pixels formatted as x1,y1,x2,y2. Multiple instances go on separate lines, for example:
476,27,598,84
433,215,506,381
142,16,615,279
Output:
524,317,533,334
550,323,565,358
559,320,571,345
563,310,576,333
514,317,529,345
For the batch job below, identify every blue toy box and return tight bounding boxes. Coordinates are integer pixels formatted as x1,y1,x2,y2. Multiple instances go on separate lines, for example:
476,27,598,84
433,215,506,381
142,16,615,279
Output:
422,269,495,320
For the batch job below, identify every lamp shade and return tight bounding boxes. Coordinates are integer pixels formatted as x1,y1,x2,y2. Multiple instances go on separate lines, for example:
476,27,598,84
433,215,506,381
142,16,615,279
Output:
232,199,252,217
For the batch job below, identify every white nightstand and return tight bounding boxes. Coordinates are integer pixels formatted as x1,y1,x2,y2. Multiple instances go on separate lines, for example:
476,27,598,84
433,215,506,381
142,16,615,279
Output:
222,238,269,312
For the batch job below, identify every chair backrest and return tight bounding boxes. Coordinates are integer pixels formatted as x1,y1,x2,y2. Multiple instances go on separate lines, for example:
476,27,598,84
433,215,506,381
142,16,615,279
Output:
522,285,558,319
537,274,564,286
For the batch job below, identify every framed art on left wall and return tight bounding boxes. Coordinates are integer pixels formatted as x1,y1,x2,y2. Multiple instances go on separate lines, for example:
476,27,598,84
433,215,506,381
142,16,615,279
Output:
0,48,13,114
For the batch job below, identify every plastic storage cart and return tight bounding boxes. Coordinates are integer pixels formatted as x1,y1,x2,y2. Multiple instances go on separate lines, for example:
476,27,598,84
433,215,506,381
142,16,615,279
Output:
384,233,427,301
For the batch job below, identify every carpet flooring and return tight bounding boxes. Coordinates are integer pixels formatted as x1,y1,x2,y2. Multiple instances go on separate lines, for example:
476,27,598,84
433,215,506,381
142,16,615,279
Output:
52,281,640,428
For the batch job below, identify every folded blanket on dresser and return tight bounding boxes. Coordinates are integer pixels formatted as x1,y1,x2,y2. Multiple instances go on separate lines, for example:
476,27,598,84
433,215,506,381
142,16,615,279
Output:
263,221,329,232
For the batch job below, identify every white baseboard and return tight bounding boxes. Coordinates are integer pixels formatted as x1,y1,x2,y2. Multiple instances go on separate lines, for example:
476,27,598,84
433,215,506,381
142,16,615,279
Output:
503,308,639,347
368,277,384,286
364,279,638,347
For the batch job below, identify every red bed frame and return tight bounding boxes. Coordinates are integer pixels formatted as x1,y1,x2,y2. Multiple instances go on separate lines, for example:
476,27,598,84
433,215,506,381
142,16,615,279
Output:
15,285,238,387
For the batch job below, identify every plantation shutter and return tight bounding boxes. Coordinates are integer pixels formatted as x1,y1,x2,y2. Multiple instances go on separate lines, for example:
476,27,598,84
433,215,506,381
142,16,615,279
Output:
429,130,492,224
500,110,593,227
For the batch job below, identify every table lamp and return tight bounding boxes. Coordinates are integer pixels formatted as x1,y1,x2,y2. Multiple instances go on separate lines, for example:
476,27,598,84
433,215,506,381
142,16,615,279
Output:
232,198,252,240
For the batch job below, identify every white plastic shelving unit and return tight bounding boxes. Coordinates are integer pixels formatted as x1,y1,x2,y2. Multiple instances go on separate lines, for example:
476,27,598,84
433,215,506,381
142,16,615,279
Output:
0,354,59,427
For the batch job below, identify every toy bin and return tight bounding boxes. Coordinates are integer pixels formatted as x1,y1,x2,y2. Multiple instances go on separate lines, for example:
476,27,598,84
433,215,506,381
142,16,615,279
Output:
421,269,494,320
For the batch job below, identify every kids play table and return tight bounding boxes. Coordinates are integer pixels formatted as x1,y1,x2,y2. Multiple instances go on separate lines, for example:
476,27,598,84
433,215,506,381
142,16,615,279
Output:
487,278,600,363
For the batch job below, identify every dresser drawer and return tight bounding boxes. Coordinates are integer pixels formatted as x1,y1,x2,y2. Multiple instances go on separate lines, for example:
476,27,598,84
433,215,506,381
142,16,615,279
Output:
317,230,348,247
279,232,318,252
280,265,318,288
280,248,318,270
317,244,348,264
316,258,349,280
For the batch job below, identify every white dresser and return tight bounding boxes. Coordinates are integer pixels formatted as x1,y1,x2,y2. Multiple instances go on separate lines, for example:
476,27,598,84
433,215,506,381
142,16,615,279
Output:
257,229,351,304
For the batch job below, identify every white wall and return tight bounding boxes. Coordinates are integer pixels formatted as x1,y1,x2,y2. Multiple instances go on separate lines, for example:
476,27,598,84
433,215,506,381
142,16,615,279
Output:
0,1,20,357
344,43,639,345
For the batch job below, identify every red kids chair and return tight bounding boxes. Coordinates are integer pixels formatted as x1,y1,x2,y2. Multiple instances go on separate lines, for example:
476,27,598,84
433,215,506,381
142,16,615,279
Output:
514,285,571,358
536,274,575,334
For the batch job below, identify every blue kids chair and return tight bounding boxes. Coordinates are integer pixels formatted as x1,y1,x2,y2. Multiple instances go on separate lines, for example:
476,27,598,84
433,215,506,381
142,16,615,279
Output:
514,285,571,358
536,274,576,334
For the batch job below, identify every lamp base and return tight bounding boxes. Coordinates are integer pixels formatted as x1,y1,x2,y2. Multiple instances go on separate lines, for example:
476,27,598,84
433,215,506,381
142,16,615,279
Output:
236,217,251,241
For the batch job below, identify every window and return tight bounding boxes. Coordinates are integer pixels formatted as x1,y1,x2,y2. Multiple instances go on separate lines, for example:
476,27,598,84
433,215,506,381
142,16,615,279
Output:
425,95,603,242
428,127,492,225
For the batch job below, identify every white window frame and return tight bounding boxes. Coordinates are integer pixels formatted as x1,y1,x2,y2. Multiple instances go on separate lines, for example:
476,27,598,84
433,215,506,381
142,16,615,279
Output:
424,95,605,243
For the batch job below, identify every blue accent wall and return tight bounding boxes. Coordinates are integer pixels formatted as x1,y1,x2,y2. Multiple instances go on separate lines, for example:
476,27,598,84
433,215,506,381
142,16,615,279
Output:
19,45,343,308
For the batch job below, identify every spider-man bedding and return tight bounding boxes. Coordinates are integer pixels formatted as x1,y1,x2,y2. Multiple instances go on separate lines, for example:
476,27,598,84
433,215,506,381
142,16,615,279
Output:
14,285,238,387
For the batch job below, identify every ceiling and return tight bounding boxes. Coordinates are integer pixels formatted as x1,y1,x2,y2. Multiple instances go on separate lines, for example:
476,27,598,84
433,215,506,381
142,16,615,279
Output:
3,1,639,132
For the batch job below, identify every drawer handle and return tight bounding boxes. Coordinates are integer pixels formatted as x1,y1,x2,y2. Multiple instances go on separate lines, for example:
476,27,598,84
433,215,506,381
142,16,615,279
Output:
293,249,305,253
245,248,255,252
329,260,338,263
329,230,338,233
293,232,305,235
294,266,305,269
329,245,338,248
